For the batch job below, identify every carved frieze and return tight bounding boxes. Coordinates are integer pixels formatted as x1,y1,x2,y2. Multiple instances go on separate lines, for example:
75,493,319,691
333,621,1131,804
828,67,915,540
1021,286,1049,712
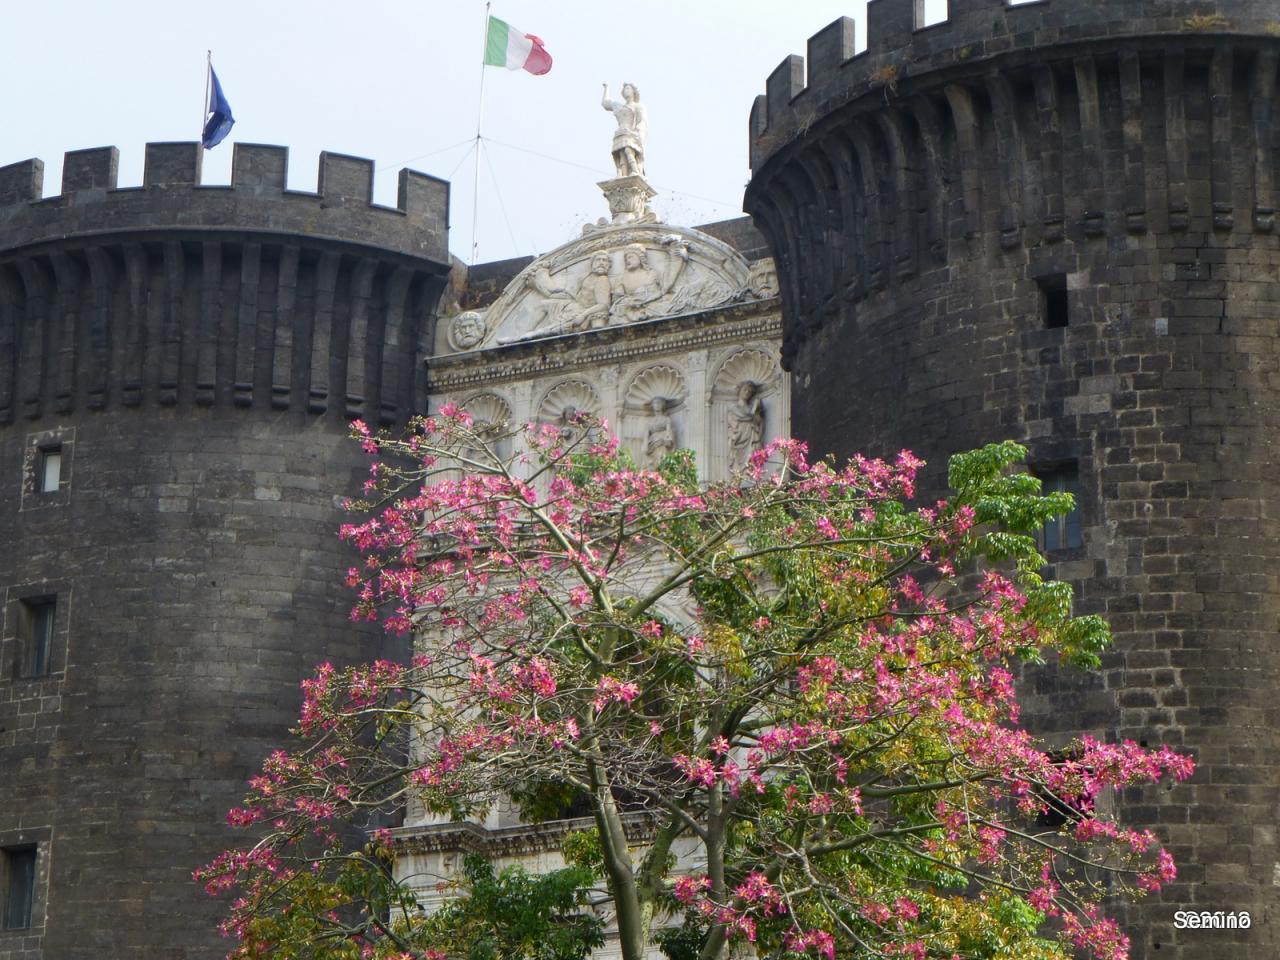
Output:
428,305,780,394
458,223,752,349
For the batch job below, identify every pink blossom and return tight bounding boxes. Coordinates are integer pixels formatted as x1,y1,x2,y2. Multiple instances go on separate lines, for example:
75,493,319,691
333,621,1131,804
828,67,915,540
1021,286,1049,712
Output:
593,676,640,711
673,874,710,904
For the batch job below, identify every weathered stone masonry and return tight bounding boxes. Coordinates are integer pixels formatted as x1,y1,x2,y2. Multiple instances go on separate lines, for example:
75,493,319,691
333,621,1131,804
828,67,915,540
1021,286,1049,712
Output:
745,1,1280,957
0,142,450,959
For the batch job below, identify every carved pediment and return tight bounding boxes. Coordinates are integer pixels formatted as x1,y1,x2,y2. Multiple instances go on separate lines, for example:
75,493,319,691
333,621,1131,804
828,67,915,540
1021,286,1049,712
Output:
471,223,751,349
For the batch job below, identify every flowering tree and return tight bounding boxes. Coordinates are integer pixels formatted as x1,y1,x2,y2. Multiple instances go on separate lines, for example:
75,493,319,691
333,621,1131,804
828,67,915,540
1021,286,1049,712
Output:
200,410,1192,960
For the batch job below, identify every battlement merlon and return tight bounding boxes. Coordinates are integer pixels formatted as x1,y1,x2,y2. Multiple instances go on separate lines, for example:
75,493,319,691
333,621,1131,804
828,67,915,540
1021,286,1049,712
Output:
748,0,1280,171
0,142,449,263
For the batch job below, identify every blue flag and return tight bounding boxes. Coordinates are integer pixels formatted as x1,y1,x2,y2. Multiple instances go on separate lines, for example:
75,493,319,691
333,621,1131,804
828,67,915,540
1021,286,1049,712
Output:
202,64,235,150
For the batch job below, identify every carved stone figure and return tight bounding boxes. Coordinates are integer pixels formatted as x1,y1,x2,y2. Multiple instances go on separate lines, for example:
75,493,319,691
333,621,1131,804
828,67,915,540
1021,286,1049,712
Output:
746,259,780,300
667,276,736,314
537,381,601,442
727,381,766,468
643,397,676,467
610,241,690,324
557,405,584,445
478,223,752,345
500,252,614,343
602,83,647,178
448,310,488,351
471,417,504,455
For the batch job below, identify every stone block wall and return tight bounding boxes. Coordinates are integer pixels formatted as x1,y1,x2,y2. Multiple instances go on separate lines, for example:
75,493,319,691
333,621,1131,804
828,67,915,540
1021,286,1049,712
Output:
0,143,450,958
746,2,1280,956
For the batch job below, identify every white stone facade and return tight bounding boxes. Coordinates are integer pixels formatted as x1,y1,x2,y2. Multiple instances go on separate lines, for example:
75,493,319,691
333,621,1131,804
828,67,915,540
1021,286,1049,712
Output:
427,225,785,485
394,134,785,955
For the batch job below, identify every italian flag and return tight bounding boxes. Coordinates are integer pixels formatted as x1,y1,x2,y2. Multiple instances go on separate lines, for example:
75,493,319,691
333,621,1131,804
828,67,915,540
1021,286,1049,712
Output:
483,15,552,75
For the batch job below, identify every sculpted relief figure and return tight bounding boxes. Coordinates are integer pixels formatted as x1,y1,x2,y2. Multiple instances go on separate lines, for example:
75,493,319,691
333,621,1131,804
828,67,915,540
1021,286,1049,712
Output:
492,228,745,344
727,381,766,468
448,310,489,351
602,83,647,179
746,259,780,300
501,252,614,343
644,397,676,468
557,405,586,445
610,241,690,324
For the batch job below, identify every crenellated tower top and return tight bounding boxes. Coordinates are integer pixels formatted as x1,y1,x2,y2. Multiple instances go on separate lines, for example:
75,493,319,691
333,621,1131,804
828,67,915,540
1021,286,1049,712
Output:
0,142,452,426
0,141,448,261
745,0,1280,365
750,0,1278,171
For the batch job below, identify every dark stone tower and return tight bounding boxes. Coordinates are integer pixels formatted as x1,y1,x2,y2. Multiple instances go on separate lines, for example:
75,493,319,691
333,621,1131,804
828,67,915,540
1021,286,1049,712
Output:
0,142,450,958
745,1,1279,957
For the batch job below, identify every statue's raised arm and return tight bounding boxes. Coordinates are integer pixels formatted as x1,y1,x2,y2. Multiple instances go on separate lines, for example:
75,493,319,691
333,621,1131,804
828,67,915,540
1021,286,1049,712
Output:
601,82,647,179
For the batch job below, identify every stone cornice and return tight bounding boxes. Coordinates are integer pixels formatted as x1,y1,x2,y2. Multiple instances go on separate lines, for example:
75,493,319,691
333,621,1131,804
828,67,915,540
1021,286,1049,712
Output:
426,298,781,394
391,813,658,858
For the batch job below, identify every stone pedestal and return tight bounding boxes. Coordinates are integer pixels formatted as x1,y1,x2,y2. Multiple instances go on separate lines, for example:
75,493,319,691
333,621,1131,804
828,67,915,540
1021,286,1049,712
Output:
597,174,658,225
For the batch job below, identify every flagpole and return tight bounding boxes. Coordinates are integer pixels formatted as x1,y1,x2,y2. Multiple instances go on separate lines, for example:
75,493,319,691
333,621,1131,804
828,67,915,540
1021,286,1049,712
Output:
201,51,211,144
471,2,491,263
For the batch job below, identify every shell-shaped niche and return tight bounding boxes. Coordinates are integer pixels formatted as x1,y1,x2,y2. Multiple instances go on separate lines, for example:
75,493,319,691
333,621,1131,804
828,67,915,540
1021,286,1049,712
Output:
446,391,516,465
537,379,602,427
460,392,514,438
623,365,687,468
710,347,784,478
624,364,687,412
712,348,780,396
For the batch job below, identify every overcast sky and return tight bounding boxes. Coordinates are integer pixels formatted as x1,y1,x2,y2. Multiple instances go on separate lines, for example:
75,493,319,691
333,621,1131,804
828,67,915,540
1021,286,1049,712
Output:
3,1,951,264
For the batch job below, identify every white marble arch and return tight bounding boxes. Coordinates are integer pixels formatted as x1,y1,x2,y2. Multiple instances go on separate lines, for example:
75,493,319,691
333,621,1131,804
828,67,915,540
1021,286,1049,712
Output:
708,346,785,479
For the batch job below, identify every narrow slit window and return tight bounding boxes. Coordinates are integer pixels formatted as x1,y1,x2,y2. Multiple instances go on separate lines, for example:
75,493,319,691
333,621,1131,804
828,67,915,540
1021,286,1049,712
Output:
39,446,61,494
1037,273,1069,329
2,847,36,930
19,597,56,678
1035,463,1083,551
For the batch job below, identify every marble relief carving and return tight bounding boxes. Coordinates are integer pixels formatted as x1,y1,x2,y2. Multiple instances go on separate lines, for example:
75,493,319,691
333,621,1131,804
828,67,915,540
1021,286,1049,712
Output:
727,382,766,469
644,399,676,466
624,365,686,468
610,241,689,323
490,224,751,348
746,258,779,300
713,348,781,471
537,380,602,443
447,310,490,351
513,252,615,342
457,392,514,462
